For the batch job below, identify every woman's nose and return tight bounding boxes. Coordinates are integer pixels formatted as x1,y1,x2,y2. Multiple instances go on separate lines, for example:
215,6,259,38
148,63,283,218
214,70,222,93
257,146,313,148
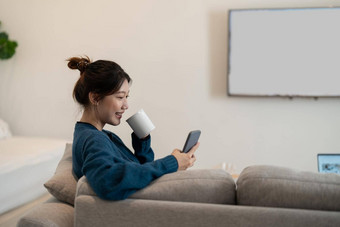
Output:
123,100,129,110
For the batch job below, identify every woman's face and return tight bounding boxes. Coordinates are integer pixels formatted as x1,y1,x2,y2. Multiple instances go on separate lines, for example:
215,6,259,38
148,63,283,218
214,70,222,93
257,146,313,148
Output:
97,79,130,127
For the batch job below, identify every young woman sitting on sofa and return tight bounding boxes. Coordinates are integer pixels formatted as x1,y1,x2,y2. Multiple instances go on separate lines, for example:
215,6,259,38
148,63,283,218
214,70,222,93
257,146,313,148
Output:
67,56,199,201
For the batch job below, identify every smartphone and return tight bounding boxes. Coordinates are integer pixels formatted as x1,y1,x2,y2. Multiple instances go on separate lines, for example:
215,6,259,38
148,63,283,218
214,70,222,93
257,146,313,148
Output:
182,130,201,153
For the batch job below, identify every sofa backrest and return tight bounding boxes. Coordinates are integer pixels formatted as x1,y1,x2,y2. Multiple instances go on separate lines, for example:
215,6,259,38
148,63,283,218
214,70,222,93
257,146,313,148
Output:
237,165,340,211
77,169,236,205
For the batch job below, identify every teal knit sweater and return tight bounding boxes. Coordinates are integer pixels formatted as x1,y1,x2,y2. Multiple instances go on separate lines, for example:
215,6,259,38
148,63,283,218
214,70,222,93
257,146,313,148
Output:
72,122,178,200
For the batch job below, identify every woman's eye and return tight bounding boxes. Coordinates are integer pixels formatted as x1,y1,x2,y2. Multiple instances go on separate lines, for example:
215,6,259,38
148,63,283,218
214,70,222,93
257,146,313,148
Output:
117,95,129,100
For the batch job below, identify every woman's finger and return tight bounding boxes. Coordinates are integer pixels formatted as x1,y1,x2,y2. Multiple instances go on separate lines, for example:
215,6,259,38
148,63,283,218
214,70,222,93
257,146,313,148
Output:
187,142,200,155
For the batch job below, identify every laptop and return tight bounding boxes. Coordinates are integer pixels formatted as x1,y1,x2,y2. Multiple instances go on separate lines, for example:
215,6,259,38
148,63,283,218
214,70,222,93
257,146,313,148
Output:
317,154,340,173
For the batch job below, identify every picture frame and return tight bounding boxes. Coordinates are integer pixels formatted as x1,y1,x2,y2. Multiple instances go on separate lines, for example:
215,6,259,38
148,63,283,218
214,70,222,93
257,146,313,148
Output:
317,154,340,173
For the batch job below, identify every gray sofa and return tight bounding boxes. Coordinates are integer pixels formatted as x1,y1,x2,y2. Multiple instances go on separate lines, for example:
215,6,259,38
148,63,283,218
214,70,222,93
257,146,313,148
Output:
18,144,340,227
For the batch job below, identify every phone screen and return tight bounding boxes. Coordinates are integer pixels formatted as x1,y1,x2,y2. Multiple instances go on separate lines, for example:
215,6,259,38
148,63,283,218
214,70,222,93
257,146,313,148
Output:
182,130,201,153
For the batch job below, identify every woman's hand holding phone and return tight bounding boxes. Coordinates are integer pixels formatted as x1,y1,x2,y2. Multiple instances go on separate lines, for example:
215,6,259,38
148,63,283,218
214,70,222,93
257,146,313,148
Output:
171,142,199,171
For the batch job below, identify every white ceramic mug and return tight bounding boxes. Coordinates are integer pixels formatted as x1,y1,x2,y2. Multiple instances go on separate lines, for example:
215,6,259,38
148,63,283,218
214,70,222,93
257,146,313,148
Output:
126,109,155,139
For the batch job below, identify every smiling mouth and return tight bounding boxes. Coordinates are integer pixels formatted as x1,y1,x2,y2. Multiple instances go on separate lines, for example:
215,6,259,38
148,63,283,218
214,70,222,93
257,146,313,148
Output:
115,112,124,119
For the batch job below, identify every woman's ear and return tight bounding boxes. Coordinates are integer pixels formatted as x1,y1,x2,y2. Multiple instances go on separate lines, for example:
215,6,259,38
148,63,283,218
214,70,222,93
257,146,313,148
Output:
88,92,99,105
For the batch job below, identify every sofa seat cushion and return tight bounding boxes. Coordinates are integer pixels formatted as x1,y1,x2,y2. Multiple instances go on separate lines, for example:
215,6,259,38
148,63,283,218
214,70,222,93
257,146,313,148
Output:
237,165,340,211
77,169,236,204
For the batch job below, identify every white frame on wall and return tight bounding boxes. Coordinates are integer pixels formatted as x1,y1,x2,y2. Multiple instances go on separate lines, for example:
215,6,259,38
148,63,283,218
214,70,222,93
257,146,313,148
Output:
227,7,340,98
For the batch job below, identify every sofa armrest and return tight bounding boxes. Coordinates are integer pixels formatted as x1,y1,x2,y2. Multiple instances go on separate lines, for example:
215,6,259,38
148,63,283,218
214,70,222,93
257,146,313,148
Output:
17,197,74,227
237,165,340,211
76,169,236,204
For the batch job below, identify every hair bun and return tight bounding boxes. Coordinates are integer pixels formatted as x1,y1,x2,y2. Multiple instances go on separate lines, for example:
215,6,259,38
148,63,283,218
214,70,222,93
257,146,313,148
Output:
67,56,91,73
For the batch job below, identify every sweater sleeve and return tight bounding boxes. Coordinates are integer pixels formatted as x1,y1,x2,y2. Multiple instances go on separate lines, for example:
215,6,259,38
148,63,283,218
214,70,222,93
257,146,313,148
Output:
131,132,154,164
81,134,178,201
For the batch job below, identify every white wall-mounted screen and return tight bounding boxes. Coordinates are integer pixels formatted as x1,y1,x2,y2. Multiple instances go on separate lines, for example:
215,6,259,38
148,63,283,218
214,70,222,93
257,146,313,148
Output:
228,8,340,97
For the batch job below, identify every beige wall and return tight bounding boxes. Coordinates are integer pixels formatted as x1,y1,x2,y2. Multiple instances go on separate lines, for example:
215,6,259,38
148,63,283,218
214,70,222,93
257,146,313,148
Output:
1,0,340,173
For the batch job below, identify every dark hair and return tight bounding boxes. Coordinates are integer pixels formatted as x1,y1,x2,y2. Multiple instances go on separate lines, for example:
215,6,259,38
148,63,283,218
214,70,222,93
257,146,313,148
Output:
67,56,131,107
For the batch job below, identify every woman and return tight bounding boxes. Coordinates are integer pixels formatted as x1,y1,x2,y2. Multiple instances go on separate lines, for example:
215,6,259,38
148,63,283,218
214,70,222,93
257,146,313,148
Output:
68,56,199,200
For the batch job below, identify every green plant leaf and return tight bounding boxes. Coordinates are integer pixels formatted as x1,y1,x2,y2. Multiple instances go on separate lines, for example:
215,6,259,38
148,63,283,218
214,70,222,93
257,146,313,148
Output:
0,23,18,60
0,32,9,40
0,40,18,59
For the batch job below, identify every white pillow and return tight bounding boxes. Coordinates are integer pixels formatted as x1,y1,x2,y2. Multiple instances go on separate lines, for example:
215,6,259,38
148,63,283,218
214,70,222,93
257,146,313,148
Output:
0,118,12,139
